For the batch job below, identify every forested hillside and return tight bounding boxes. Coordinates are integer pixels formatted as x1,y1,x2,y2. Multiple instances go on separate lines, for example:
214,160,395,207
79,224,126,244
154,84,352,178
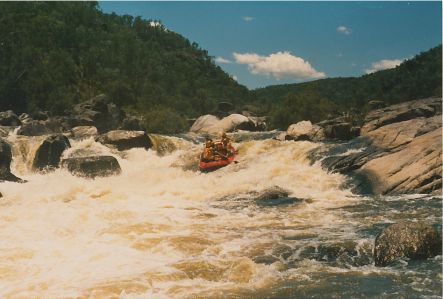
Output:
253,45,442,129
0,2,440,133
0,2,250,132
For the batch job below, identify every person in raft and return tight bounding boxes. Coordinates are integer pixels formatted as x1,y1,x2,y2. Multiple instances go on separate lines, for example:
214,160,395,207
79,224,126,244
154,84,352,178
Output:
202,138,215,162
220,132,234,157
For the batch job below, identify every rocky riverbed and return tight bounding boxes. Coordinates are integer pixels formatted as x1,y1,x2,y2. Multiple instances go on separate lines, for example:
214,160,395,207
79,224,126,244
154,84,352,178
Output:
0,96,441,298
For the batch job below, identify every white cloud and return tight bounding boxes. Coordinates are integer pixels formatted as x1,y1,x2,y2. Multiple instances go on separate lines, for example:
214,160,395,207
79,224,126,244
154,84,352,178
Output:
233,51,326,80
365,59,405,74
337,26,351,35
232,75,238,81
242,16,254,22
215,57,232,64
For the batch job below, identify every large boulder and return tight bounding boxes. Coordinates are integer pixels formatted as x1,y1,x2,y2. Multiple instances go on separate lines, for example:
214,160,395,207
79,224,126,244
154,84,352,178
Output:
189,115,220,133
216,114,253,132
17,119,63,136
374,221,442,266
72,94,125,133
0,110,21,126
61,156,121,178
286,120,325,141
32,134,71,171
95,130,152,151
0,138,23,182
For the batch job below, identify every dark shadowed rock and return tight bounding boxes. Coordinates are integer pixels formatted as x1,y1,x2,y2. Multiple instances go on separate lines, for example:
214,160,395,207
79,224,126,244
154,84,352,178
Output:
0,138,24,182
32,134,71,171
72,94,124,133
0,110,21,126
61,156,121,178
324,122,352,140
95,130,152,151
374,221,442,266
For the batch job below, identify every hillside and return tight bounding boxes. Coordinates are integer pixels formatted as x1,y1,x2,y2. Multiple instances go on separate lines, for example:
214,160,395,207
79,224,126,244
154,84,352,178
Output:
253,45,442,129
0,2,251,132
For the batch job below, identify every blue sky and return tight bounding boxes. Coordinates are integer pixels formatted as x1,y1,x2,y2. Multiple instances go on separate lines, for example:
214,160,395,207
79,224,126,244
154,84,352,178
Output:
99,1,442,90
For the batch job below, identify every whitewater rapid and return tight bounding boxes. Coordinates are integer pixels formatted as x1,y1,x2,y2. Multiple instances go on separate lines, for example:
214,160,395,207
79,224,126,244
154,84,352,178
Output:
0,134,440,298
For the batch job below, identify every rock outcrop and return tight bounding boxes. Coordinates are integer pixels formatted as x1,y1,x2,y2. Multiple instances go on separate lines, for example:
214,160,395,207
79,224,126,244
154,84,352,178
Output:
316,98,442,195
61,156,121,178
374,221,442,266
95,130,152,151
0,138,23,182
32,134,71,171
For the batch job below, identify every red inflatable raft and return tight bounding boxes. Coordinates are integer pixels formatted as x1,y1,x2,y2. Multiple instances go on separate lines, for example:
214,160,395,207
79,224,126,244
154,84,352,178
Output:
199,153,236,172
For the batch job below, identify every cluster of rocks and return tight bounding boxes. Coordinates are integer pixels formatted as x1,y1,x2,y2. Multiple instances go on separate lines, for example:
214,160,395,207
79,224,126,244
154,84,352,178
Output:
189,113,266,135
0,94,155,181
279,116,361,142
189,101,266,134
317,97,441,195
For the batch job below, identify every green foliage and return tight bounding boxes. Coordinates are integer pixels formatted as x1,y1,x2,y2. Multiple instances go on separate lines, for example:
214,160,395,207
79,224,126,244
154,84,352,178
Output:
0,2,250,133
269,90,337,129
141,107,188,134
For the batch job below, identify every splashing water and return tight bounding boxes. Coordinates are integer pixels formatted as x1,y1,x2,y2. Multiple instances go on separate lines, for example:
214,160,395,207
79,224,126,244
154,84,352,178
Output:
0,135,441,298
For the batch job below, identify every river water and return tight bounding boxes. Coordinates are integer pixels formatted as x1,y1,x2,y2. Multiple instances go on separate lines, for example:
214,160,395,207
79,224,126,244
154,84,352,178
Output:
0,133,441,298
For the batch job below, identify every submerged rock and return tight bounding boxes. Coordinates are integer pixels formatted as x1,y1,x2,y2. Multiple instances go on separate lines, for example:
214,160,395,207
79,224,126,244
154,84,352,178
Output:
0,138,23,182
32,134,71,171
374,221,442,266
95,130,152,151
61,156,121,178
